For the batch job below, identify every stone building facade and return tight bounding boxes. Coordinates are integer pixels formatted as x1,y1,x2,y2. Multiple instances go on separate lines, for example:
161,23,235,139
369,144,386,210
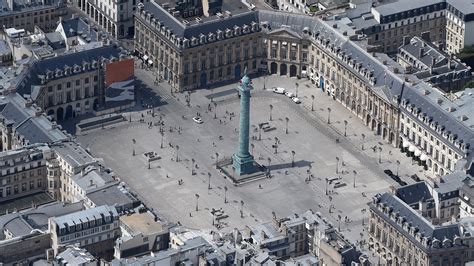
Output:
0,145,50,203
134,2,262,92
74,0,146,38
445,1,474,54
49,205,120,257
369,192,472,265
13,45,131,121
0,0,67,33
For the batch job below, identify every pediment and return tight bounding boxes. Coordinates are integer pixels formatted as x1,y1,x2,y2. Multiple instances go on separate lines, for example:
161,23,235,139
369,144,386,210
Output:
267,28,301,40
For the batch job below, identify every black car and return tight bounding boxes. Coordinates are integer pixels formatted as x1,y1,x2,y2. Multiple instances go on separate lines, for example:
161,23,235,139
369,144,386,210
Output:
384,169,405,185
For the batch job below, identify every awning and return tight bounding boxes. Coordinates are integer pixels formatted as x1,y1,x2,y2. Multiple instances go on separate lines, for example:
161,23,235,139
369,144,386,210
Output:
143,55,149,60
420,154,428,161
414,149,422,156
291,43,297,47
148,59,153,65
409,145,416,152
402,141,409,148
272,40,278,45
282,41,288,45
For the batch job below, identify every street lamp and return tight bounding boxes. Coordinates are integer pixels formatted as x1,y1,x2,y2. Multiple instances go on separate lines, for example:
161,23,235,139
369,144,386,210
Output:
338,214,342,231
224,186,228,204
311,95,315,111
336,156,339,174
208,172,212,191
160,131,164,149
269,104,273,121
267,157,272,175
361,134,365,150
263,70,269,90
325,178,329,195
274,137,279,154
195,193,199,211
175,145,179,162
214,102,217,119
191,158,195,175
378,147,382,163
291,150,295,167
396,160,400,177
307,165,312,181
295,82,299,97
285,117,289,134
344,120,348,137
258,123,263,141
240,200,244,218
132,139,136,156
353,170,357,188
215,152,219,168
327,107,331,124
251,143,255,155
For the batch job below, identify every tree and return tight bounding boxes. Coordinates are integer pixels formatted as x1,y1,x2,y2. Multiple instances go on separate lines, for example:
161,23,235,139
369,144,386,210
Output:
285,117,289,134
295,82,299,97
336,156,339,174
191,158,195,175
361,134,365,150
311,95,315,111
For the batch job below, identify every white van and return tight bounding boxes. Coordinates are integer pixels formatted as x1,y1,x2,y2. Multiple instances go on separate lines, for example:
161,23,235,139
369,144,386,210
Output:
272,87,285,94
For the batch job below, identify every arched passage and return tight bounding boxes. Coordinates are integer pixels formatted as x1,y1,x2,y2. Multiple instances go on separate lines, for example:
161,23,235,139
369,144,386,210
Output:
47,109,55,119
270,62,277,74
280,64,287,76
200,72,207,88
234,64,241,79
56,107,64,121
289,65,297,77
65,105,73,119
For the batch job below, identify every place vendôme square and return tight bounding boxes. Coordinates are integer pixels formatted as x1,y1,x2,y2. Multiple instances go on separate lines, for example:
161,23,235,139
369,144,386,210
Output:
0,0,474,265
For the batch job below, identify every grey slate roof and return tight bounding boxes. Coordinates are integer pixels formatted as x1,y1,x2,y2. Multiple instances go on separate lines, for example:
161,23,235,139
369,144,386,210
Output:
16,45,124,97
0,93,67,144
396,182,433,205
141,1,259,40
52,141,96,170
0,201,84,239
447,0,474,16
59,17,99,41
371,193,461,251
373,0,443,17
53,205,118,229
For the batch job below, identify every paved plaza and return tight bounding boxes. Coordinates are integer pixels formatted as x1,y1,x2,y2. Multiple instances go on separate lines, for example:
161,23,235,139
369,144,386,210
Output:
76,66,426,246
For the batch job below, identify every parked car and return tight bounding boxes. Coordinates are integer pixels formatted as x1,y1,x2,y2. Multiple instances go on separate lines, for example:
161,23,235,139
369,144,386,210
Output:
285,91,295,98
292,97,301,104
192,117,203,124
272,87,285,94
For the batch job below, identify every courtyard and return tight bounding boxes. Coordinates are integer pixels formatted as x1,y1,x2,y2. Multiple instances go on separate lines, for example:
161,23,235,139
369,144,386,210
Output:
76,67,426,245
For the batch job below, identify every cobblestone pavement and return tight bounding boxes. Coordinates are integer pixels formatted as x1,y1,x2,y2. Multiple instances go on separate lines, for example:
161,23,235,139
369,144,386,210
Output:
76,66,426,251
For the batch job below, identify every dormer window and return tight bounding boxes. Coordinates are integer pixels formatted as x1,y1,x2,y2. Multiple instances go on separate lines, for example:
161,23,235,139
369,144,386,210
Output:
225,29,233,38
191,37,198,46
234,26,241,36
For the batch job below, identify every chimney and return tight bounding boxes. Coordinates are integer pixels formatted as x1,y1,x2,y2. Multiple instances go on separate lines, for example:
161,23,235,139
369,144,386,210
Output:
89,179,94,186
419,48,424,59
448,54,453,69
